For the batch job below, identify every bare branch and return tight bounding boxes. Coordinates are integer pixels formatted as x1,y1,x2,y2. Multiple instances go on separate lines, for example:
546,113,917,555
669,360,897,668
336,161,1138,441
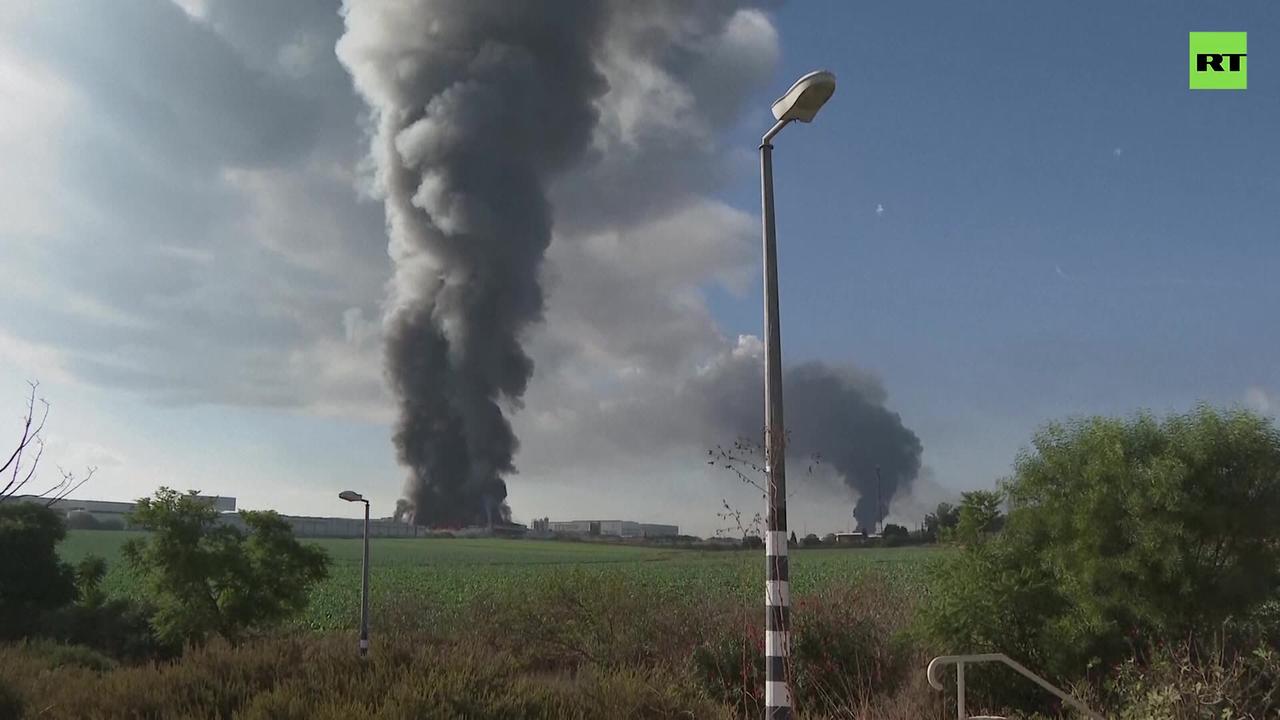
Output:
3,436,44,499
47,465,96,506
707,429,818,535
35,475,68,500
1,381,51,500
0,383,98,506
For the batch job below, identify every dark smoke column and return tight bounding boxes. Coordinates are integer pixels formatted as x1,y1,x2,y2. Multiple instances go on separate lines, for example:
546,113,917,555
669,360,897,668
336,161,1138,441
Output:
338,1,607,526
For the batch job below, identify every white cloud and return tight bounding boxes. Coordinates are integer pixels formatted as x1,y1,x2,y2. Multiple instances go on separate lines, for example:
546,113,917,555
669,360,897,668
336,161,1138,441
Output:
0,328,76,385
170,0,209,21
0,44,74,238
1245,386,1273,415
43,436,127,470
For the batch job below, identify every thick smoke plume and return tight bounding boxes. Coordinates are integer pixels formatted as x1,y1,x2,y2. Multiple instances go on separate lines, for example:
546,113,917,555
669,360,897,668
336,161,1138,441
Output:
783,364,923,529
337,1,608,526
689,339,923,530
337,1,922,529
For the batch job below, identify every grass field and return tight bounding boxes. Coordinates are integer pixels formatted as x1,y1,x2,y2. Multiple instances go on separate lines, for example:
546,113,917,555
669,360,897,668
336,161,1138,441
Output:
59,530,946,631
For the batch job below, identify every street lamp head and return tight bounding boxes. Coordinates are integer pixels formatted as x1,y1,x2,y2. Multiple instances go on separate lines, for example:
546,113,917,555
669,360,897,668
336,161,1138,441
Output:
338,490,365,503
771,70,836,123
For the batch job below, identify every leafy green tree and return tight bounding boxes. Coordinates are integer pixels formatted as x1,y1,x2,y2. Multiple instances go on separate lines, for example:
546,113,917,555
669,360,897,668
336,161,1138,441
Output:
65,511,103,530
954,490,1004,543
881,523,910,539
921,406,1280,695
923,501,960,540
0,502,77,638
880,523,911,547
124,488,329,646
74,555,108,608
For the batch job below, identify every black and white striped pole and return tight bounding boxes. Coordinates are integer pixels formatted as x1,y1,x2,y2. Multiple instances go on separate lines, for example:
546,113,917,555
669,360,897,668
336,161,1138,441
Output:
759,70,836,720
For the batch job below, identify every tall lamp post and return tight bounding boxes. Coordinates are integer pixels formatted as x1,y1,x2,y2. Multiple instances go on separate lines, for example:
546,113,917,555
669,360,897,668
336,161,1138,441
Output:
760,69,836,720
338,490,371,657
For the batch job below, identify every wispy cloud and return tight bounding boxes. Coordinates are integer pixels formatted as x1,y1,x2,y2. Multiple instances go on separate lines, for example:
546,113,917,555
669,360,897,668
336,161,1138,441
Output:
1245,386,1273,415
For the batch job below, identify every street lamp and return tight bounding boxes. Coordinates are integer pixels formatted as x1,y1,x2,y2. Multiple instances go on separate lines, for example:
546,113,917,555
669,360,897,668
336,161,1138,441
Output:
338,490,371,658
760,69,836,720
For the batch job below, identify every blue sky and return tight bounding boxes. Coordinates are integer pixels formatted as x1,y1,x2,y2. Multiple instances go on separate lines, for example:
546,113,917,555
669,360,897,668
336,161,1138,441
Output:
713,1,1279,492
0,1,1275,535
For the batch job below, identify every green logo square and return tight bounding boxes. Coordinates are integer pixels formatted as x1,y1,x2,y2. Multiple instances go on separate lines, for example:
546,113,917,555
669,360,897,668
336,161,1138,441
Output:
1190,32,1247,90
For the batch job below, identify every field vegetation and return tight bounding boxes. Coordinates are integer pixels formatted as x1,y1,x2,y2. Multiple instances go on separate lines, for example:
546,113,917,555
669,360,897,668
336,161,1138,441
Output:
56,532,944,632
4,405,1280,718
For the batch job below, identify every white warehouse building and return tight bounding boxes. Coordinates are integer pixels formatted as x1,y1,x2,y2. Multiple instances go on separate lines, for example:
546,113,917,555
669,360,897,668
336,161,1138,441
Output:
17,494,427,538
14,494,236,528
546,519,679,538
223,513,431,539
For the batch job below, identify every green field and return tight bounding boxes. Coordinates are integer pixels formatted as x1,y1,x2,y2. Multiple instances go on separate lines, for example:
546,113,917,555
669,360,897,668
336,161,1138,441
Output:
60,531,945,631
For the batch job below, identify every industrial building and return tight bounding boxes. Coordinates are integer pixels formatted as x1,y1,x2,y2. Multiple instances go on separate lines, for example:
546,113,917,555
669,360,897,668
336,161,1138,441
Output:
14,494,429,538
541,519,679,538
13,494,236,528
19,494,669,540
220,513,432,539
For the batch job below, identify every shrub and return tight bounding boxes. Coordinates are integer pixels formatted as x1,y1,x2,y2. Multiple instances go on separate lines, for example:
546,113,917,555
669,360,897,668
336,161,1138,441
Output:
64,510,98,530
41,598,170,662
1,634,735,720
1104,638,1280,719
953,490,1004,543
691,575,918,715
792,579,915,711
0,501,76,639
18,639,117,671
64,513,125,531
691,631,762,712
0,677,24,720
124,487,330,646
920,406,1280,711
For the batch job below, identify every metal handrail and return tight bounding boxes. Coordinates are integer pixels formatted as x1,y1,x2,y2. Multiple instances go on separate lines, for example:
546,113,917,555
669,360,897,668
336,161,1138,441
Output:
926,653,1105,720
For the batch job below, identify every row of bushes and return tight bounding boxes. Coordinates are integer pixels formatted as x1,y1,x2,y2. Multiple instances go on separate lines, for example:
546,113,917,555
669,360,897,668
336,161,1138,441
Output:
0,572,938,719
4,567,1276,718
5,405,1279,717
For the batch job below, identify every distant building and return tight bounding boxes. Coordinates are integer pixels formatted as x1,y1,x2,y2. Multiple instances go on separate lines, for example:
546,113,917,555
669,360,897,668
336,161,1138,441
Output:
453,522,529,539
220,513,434,539
10,494,235,528
834,531,867,545
547,519,679,538
14,494,438,538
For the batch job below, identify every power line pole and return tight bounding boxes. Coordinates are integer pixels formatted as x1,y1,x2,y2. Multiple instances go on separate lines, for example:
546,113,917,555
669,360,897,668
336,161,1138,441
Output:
875,465,883,535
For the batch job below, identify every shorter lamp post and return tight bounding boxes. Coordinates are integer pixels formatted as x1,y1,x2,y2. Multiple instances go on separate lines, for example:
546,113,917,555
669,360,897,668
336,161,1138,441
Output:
338,490,371,657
